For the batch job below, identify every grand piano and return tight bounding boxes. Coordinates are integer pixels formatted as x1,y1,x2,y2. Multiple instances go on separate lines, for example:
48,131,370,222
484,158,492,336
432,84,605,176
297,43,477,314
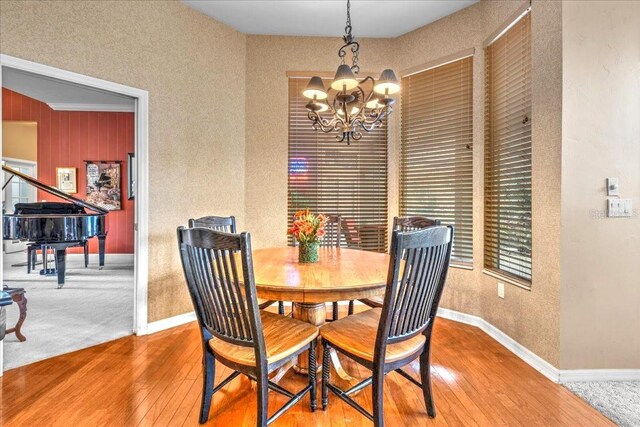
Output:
2,165,108,288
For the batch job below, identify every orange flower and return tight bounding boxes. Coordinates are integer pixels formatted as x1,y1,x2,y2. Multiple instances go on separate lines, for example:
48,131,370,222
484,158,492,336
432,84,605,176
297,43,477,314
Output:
287,208,327,243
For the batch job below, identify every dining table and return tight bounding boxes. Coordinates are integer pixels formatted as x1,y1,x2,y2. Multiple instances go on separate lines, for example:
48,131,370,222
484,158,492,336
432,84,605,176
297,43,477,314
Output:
245,246,390,383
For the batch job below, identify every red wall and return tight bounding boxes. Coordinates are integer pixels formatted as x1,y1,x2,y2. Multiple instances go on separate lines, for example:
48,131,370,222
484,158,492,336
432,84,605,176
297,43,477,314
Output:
2,88,134,254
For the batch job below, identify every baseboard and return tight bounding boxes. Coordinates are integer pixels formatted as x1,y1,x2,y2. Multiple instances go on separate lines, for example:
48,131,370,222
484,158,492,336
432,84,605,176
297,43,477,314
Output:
146,311,196,334
437,308,640,384
558,369,640,383
437,308,560,383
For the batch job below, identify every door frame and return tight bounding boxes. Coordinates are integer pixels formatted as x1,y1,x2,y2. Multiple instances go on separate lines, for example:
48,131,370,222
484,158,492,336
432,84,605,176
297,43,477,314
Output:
0,54,150,373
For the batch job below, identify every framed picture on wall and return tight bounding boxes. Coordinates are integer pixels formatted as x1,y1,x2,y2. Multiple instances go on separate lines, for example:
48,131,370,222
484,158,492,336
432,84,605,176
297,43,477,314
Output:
127,152,135,200
86,161,121,211
56,167,77,193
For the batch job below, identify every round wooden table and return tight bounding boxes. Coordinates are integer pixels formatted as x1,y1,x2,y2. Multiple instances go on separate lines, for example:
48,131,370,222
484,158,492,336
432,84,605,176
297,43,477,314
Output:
249,246,389,376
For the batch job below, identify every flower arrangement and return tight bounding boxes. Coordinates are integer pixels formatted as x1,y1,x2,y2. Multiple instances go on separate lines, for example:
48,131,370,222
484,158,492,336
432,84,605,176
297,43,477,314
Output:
288,209,327,262
288,209,327,243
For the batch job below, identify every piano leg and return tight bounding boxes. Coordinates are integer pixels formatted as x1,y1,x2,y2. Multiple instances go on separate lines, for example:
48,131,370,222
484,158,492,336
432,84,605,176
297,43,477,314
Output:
83,241,89,268
27,245,33,274
31,247,37,271
98,234,106,269
55,248,67,288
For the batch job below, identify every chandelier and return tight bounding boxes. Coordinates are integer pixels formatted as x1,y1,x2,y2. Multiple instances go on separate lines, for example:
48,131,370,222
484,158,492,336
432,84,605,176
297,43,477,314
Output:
303,0,400,144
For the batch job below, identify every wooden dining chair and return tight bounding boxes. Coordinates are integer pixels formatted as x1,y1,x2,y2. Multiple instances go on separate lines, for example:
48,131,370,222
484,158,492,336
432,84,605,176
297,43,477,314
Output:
321,215,355,320
359,216,441,309
189,215,285,315
320,225,454,426
177,226,319,426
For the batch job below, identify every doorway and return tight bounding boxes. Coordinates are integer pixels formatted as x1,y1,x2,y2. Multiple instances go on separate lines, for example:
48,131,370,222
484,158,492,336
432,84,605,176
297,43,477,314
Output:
0,55,149,374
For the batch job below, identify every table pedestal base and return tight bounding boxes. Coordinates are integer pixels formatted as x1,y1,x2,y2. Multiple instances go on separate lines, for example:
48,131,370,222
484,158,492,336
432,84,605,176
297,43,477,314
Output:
292,302,324,374
291,301,360,393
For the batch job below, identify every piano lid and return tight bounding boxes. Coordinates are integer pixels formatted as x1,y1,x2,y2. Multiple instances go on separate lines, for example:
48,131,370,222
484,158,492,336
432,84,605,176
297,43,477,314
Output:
2,165,109,215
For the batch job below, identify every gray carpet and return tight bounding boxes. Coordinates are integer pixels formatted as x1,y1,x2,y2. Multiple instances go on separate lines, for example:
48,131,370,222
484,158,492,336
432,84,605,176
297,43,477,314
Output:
564,381,640,427
2,252,134,370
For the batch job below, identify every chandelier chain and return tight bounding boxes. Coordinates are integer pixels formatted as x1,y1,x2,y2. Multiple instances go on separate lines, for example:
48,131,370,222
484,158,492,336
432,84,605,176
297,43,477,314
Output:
345,0,352,38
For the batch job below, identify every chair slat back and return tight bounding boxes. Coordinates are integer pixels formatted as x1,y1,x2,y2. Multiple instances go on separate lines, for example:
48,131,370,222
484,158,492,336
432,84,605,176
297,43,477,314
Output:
189,215,237,233
339,217,361,248
377,226,453,347
177,227,263,351
319,215,342,248
391,216,441,254
393,216,441,232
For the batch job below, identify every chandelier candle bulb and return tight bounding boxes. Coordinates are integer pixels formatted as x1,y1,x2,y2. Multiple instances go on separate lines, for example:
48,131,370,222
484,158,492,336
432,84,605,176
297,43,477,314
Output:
303,0,400,144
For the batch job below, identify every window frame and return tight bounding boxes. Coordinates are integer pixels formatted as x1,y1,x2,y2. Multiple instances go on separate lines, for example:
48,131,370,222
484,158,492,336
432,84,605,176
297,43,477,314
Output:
399,52,475,268
483,6,533,287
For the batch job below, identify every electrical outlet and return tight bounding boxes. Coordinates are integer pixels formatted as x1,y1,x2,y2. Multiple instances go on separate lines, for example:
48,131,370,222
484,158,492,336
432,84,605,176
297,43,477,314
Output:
608,198,633,217
497,282,505,299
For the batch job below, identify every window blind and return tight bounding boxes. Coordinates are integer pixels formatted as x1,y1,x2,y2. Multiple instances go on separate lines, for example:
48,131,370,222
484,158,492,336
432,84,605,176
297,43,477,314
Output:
484,11,532,284
287,77,388,252
400,56,474,264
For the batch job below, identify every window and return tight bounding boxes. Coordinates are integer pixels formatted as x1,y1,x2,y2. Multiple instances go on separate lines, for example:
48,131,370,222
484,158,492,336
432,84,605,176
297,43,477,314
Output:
2,160,37,213
400,56,474,264
287,77,388,252
484,11,532,284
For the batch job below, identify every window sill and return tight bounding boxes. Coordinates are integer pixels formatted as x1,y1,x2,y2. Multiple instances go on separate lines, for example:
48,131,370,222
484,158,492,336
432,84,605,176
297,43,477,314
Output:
451,262,473,271
482,269,531,291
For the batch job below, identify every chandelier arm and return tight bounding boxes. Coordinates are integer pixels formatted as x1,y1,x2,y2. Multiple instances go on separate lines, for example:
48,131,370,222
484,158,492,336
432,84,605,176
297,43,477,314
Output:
308,110,339,133
360,76,375,86
355,110,387,132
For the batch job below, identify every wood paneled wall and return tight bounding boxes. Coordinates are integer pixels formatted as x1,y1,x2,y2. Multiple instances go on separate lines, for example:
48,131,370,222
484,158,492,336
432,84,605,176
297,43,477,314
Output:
2,88,134,254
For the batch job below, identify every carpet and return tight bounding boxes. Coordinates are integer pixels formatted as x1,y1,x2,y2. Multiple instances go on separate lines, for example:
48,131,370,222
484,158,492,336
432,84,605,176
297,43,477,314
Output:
564,381,640,427
2,252,134,371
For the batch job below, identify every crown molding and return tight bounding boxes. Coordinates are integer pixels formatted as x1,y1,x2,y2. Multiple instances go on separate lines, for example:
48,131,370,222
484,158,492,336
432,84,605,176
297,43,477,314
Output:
47,103,135,112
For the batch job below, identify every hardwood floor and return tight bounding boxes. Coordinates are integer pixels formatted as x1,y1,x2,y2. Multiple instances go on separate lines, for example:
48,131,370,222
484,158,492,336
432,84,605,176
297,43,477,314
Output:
1,309,612,426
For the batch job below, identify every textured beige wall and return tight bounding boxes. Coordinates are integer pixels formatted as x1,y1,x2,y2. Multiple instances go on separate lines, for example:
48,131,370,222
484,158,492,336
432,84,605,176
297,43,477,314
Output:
245,1,563,366
393,0,563,366
0,0,247,322
560,1,640,369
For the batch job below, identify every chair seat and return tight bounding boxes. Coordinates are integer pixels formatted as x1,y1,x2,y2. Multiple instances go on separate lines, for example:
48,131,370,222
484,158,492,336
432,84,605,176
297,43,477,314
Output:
320,308,425,364
359,295,384,308
209,311,318,366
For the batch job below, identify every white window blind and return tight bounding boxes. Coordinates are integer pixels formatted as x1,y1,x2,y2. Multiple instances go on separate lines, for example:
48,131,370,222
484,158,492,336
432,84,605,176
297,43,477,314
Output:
287,77,388,252
400,56,474,264
484,11,532,284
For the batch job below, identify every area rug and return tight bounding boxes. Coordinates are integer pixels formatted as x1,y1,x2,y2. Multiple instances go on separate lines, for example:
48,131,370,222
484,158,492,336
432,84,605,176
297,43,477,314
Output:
2,252,134,370
564,381,640,427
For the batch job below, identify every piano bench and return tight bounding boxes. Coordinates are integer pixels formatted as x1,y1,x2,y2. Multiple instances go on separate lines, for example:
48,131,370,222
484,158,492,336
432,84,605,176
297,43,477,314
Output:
2,286,27,342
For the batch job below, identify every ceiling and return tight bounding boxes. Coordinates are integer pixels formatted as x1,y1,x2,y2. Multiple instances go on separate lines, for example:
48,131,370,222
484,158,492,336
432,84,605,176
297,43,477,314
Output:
2,68,135,112
182,0,478,38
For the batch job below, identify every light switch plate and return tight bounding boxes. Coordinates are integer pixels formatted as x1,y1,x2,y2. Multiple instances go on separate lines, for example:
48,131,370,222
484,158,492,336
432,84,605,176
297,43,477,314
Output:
497,282,505,299
607,178,620,196
608,198,633,217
